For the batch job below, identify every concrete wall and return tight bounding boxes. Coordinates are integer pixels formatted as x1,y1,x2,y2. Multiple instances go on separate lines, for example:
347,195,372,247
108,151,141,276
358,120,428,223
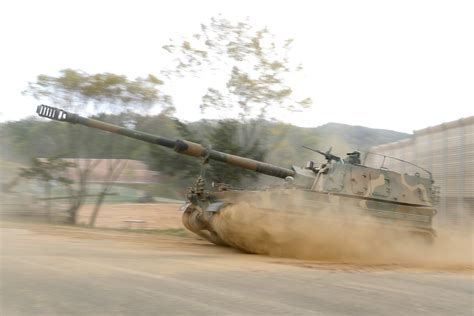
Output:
369,116,474,228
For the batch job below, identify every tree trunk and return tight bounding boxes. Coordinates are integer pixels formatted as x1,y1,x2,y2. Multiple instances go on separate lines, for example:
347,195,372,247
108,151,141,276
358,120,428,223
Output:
65,158,100,225
65,196,81,225
89,191,107,227
88,159,127,227
45,183,51,222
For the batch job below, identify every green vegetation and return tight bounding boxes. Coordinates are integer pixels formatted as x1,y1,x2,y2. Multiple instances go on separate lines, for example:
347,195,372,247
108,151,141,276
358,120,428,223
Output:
123,228,188,237
1,115,409,188
76,225,189,237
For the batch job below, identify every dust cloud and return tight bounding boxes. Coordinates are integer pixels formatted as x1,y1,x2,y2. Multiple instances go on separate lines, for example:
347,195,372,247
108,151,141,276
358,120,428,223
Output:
210,198,473,270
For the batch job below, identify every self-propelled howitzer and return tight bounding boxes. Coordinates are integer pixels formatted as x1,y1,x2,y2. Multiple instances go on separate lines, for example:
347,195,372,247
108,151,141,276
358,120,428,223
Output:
36,105,439,249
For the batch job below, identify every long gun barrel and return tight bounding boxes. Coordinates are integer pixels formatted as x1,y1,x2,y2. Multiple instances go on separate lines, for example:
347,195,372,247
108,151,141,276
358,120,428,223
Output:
36,105,295,179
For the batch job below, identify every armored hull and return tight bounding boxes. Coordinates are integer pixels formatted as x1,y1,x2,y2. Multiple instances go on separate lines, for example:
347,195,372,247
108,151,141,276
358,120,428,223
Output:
181,185,437,252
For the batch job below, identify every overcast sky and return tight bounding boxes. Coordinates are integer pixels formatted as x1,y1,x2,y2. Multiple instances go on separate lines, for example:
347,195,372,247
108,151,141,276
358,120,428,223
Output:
0,0,472,133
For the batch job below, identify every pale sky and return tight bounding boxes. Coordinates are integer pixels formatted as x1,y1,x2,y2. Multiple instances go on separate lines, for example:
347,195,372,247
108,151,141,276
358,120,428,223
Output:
0,0,473,133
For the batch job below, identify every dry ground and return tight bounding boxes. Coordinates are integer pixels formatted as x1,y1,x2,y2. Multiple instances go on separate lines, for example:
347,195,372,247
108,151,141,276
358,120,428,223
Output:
1,203,473,315
77,203,184,229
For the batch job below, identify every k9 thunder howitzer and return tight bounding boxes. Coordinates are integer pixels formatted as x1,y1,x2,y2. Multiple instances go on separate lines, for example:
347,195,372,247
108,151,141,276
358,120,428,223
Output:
36,104,439,248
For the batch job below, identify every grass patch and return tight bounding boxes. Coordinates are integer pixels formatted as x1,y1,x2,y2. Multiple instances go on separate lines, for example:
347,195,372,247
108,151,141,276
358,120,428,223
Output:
123,228,188,237
75,223,189,237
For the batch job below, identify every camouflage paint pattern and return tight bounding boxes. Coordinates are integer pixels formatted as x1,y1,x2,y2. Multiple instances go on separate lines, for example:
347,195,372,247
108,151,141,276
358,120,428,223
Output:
318,163,437,207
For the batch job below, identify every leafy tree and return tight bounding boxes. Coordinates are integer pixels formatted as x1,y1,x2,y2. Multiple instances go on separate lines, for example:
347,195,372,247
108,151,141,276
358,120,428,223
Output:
163,17,311,120
206,120,266,187
161,17,312,185
25,69,172,114
23,69,171,224
146,117,201,186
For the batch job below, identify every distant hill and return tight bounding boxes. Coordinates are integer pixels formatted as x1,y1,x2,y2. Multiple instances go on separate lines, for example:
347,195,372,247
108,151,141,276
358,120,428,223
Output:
309,122,410,152
1,115,411,179
261,122,411,166
186,119,411,167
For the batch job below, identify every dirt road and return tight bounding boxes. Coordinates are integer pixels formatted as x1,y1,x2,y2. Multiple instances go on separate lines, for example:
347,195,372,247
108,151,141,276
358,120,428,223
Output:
77,203,184,229
1,219,472,315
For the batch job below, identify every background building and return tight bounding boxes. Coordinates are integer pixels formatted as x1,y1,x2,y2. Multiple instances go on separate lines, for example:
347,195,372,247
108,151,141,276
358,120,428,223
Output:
63,159,158,184
368,116,473,228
